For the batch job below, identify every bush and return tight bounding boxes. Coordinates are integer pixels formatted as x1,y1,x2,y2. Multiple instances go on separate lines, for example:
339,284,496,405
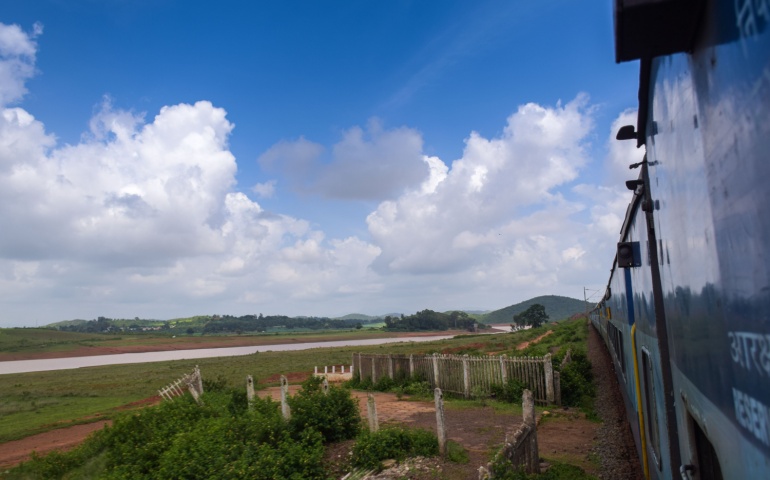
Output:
288,376,361,443
558,350,595,411
351,427,439,470
6,390,332,480
489,459,594,479
490,378,526,403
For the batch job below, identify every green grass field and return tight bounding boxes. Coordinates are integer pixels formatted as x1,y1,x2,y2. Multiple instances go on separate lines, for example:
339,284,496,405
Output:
0,318,587,443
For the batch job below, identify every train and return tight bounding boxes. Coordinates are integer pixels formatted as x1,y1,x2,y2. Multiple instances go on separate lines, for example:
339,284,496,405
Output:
589,1,770,479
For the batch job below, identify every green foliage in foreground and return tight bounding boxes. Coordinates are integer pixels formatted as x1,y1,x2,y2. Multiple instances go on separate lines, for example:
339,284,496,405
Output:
351,426,439,471
288,376,361,443
5,382,355,480
489,461,596,480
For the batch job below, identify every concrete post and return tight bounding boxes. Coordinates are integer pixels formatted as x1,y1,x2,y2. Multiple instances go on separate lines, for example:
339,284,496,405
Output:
324,365,328,374
522,389,539,474
409,354,415,378
367,393,379,432
432,353,440,389
342,365,346,373
388,354,393,380
332,365,336,373
463,355,471,399
544,354,554,404
187,383,202,405
314,366,318,375
434,388,447,456
372,356,377,384
280,375,291,420
194,365,203,395
500,354,507,384
322,377,330,395
246,375,255,408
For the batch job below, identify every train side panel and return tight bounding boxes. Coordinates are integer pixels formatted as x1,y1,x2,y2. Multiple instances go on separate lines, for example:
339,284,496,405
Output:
641,0,770,476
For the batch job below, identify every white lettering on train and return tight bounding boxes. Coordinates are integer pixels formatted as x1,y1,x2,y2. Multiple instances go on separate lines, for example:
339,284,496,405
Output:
728,331,770,376
733,388,770,447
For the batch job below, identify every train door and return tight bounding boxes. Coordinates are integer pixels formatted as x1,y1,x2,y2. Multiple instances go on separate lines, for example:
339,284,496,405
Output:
641,348,662,473
681,413,723,480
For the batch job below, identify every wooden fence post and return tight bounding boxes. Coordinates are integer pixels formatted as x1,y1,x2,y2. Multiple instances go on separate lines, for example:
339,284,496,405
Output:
554,371,561,406
432,353,440,389
544,354,554,404
367,393,379,432
463,355,471,399
435,388,447,456
280,375,291,420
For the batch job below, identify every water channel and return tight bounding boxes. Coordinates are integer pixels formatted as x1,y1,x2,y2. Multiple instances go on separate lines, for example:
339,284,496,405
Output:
0,335,457,375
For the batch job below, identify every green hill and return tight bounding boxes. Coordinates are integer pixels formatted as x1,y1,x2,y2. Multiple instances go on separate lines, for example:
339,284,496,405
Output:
481,295,587,324
333,313,382,321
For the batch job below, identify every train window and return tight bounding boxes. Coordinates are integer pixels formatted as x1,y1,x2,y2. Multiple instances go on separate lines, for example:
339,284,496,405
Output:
692,417,723,480
607,322,626,375
641,349,661,469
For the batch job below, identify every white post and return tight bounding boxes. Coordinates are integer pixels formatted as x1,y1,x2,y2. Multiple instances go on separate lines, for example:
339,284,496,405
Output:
280,375,291,420
246,375,255,408
432,353,440,389
435,388,447,456
522,389,539,473
463,355,470,399
367,393,379,432
544,354,554,404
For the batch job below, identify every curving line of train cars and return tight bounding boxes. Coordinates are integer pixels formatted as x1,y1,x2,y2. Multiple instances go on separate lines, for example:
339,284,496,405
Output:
590,1,770,479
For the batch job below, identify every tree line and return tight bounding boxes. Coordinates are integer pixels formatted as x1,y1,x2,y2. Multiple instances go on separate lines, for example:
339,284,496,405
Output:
383,310,480,331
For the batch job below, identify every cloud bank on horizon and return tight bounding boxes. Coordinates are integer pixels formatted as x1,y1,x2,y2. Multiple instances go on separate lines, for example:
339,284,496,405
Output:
0,22,643,326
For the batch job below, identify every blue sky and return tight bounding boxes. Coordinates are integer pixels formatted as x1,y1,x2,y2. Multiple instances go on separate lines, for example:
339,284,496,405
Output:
0,1,644,326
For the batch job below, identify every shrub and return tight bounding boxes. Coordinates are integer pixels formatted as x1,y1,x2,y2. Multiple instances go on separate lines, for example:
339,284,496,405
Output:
288,376,361,443
489,458,594,479
351,426,439,470
558,350,594,411
490,378,526,403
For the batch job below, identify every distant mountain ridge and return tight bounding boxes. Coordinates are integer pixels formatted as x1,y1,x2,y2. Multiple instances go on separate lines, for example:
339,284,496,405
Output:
480,295,587,324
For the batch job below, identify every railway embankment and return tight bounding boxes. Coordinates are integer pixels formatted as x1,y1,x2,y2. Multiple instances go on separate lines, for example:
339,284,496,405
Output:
587,323,643,480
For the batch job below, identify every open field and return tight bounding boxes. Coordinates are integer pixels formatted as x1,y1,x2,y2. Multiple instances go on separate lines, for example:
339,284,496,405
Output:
0,321,575,444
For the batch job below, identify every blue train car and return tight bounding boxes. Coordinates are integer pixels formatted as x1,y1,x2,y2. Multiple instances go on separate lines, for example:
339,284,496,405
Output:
591,0,770,478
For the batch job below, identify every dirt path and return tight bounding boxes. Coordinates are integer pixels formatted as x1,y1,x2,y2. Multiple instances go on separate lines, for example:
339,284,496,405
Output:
516,329,554,350
0,421,109,469
261,386,600,478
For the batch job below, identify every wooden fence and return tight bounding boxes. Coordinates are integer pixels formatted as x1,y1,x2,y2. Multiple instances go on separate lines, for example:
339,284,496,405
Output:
353,353,556,405
158,366,203,404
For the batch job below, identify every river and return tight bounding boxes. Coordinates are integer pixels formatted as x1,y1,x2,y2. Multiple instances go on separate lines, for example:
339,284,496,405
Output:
0,335,457,375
